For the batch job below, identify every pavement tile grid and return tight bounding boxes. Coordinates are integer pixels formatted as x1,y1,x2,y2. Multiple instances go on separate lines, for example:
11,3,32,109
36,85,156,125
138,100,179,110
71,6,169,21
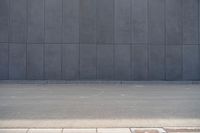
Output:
0,128,199,133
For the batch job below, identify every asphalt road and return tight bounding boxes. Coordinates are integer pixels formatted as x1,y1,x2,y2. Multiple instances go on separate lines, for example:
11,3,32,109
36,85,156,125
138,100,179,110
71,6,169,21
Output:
0,83,200,127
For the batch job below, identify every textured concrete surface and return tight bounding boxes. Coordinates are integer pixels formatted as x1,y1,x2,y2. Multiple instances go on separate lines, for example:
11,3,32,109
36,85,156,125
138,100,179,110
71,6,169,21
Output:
0,129,27,133
131,128,166,133
0,0,200,81
98,128,131,133
1,128,200,133
28,129,62,133
63,129,96,133
0,128,166,133
0,83,200,127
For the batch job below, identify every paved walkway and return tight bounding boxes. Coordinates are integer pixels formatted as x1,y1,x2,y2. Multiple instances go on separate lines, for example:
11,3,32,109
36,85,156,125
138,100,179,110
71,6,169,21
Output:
0,127,200,133
0,83,200,127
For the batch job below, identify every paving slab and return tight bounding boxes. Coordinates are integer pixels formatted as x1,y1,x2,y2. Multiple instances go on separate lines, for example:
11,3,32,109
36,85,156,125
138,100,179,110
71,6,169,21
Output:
98,128,131,133
28,129,62,133
131,128,166,133
164,127,200,133
63,128,96,133
0,129,27,133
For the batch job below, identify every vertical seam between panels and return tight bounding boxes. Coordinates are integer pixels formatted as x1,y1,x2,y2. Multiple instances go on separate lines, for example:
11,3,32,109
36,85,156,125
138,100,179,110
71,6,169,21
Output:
44,0,46,80
8,0,11,79
78,0,80,80
112,0,114,80
145,0,148,80
26,0,28,79
77,0,80,80
181,0,184,80
61,0,64,45
147,0,150,80
7,0,10,43
95,0,97,80
130,0,133,80
164,0,167,80
61,0,63,79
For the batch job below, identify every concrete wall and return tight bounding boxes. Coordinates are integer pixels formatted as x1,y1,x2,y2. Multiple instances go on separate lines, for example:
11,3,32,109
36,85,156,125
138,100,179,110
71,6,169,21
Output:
0,0,199,81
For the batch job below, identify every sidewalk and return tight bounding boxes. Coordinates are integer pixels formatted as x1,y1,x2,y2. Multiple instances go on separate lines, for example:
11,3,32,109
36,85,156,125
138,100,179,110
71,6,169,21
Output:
0,82,200,128
0,127,200,133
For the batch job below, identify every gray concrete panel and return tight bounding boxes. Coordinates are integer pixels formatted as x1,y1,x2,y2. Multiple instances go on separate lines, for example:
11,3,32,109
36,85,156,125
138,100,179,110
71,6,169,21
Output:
183,0,198,45
148,0,165,45
166,46,182,80
45,0,62,43
9,44,26,79
27,44,44,80
132,45,148,80
96,0,114,44
0,0,199,81
114,45,131,80
63,0,79,43
44,44,61,80
166,0,182,45
28,0,44,43
10,0,27,43
97,45,114,80
80,45,97,80
62,44,79,80
148,46,165,80
183,45,200,80
132,0,148,44
115,0,131,43
0,43,8,79
0,0,9,42
79,0,96,44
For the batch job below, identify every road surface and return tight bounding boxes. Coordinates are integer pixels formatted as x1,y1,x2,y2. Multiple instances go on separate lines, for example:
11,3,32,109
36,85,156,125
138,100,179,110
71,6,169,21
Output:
0,82,200,127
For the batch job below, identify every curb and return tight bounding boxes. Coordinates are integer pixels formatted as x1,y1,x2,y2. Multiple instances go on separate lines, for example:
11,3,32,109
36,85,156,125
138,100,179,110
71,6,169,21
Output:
0,80,200,84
